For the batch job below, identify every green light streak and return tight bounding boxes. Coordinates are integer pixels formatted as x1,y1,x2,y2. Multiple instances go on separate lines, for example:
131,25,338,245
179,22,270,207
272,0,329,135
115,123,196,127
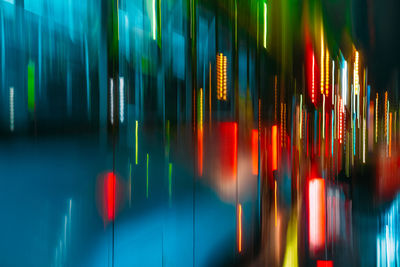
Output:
168,163,172,199
28,61,35,112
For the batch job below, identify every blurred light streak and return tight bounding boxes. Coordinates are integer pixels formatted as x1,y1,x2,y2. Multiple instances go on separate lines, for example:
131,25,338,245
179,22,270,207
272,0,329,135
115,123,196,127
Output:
272,125,278,171
168,163,172,200
263,2,267,49
197,127,203,176
332,60,335,105
136,120,138,165
312,55,315,103
317,260,333,267
152,0,156,40
252,129,258,175
119,77,124,123
283,212,298,267
237,203,242,253
376,93,378,143
321,27,324,94
146,153,149,198
325,49,329,96
342,61,347,106
106,172,116,221
28,61,35,112
308,178,326,253
354,51,359,95
9,87,14,132
216,53,227,101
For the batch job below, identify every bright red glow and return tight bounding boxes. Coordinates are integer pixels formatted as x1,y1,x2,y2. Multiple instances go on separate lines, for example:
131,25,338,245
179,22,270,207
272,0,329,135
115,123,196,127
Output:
218,122,238,179
317,260,333,267
237,203,242,253
252,129,258,175
198,127,203,176
106,172,116,221
272,125,278,171
308,178,326,253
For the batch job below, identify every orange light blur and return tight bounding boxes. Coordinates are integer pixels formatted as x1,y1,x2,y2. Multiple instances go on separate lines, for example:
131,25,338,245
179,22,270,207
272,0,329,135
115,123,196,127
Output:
308,178,326,253
237,203,242,253
272,125,278,171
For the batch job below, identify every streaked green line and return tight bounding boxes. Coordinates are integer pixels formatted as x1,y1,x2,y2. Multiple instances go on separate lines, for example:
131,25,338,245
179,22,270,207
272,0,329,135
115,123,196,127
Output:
168,163,172,198
28,61,35,112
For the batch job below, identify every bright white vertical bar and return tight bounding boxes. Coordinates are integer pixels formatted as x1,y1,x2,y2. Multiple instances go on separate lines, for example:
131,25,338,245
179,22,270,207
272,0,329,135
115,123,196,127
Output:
153,0,156,40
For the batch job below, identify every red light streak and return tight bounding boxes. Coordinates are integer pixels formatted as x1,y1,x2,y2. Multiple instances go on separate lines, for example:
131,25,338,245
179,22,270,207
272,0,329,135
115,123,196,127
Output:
252,129,258,175
106,172,116,221
317,260,333,267
198,127,203,176
272,125,278,171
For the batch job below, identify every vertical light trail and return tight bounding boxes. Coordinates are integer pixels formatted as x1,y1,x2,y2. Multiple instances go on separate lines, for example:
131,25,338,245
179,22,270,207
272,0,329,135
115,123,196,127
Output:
320,26,324,94
146,153,149,198
198,89,203,176
135,120,138,165
252,129,258,175
323,95,325,139
332,60,335,105
28,61,35,113
263,2,267,49
325,49,329,96
376,93,378,143
153,0,156,40
385,92,387,140
110,79,114,125
308,178,326,253
216,53,227,100
119,77,124,123
312,55,315,104
342,61,347,106
168,163,172,199
9,87,14,132
237,204,242,253
354,51,359,95
272,125,278,171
